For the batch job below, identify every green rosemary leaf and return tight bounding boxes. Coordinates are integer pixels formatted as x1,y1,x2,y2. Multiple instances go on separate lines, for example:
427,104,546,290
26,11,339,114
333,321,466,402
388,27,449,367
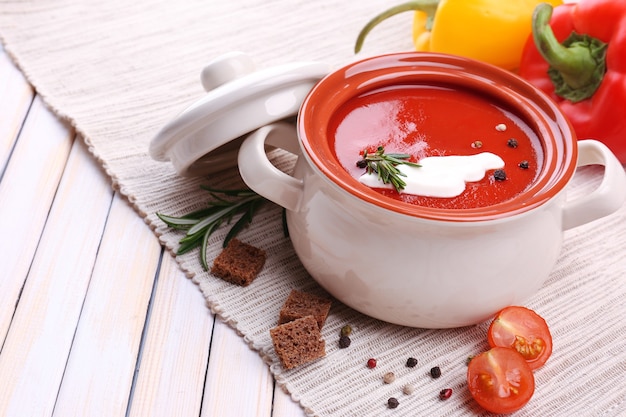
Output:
179,228,207,245
200,185,257,197
222,198,264,247
356,145,421,193
181,205,227,220
385,153,411,158
156,213,199,229
200,220,223,270
223,209,254,247
177,233,204,255
186,198,253,236
201,226,211,271
157,186,269,271
386,155,421,167
179,220,219,249
206,192,233,204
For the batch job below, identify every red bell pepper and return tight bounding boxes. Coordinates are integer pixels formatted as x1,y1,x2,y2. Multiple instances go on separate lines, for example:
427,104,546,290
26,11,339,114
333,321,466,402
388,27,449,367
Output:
519,1,626,163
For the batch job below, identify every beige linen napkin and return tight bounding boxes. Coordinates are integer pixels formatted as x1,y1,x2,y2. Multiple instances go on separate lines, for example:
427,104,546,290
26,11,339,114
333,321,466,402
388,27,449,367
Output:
1,1,624,415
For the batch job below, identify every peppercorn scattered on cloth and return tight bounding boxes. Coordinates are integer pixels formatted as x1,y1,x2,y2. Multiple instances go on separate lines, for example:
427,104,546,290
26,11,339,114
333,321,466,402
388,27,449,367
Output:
1,1,624,416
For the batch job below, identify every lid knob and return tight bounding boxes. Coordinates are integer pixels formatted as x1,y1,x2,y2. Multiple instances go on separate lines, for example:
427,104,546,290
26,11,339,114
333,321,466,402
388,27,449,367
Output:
200,51,255,92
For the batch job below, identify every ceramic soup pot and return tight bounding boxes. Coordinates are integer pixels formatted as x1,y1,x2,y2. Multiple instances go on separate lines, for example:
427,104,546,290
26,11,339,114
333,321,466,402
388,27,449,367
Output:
238,52,626,328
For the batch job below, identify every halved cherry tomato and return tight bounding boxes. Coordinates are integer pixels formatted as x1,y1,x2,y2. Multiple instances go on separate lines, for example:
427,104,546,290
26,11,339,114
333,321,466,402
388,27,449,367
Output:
488,306,552,370
467,347,535,414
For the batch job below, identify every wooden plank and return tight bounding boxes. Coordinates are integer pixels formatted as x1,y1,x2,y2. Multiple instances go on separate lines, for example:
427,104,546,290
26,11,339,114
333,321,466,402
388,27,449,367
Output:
127,253,214,417
201,320,274,417
0,44,34,171
0,96,74,344
53,193,161,417
0,137,113,416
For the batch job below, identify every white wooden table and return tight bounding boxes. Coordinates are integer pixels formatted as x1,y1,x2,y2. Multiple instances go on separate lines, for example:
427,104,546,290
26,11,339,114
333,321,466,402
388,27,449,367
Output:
0,44,306,417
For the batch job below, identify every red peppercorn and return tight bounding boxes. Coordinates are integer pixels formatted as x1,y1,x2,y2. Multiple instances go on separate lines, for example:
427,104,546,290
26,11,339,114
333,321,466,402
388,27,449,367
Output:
439,388,453,400
367,358,377,369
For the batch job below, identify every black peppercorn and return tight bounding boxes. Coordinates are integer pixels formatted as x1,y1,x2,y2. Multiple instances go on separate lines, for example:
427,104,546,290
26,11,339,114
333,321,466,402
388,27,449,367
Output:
430,366,441,378
507,138,519,148
406,357,418,368
338,335,351,348
356,159,368,169
518,160,529,169
387,397,399,409
494,169,507,181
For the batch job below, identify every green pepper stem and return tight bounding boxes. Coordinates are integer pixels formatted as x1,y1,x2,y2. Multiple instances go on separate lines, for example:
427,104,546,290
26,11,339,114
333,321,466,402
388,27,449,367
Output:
354,0,440,54
532,3,607,102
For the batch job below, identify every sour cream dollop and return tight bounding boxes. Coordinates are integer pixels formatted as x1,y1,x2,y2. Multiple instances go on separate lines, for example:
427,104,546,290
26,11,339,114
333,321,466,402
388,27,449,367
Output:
358,152,505,198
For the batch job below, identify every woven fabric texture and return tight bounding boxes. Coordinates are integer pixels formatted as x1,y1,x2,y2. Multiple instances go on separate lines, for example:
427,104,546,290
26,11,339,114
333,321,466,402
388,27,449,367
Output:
1,1,624,415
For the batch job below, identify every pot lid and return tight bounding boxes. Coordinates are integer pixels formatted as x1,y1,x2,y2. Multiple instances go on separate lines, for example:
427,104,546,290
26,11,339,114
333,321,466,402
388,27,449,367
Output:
149,51,329,177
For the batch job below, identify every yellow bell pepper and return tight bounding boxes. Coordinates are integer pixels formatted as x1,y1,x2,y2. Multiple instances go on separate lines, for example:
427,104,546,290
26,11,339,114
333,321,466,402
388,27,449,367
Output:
355,0,563,71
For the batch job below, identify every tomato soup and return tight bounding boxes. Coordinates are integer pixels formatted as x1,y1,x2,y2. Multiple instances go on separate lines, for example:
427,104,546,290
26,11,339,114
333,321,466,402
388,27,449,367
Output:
329,85,543,209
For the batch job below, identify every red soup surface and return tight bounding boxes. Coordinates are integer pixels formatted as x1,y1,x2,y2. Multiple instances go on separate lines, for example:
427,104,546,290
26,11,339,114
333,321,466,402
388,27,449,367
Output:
330,85,543,209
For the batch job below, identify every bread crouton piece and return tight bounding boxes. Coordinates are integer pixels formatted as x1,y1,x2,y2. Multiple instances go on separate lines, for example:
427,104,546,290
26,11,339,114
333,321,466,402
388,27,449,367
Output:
210,238,266,286
270,316,326,370
278,289,332,329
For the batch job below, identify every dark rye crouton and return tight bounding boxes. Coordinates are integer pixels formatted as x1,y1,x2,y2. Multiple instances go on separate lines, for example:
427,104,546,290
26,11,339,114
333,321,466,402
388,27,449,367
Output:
278,289,332,329
210,238,266,286
270,316,326,370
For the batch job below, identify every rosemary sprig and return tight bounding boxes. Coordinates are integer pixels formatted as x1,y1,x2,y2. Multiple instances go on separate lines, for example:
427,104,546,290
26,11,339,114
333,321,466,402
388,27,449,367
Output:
356,146,421,192
157,186,266,271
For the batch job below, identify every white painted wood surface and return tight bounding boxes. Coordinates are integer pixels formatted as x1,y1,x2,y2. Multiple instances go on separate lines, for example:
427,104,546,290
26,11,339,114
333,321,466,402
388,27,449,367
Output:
0,44,305,417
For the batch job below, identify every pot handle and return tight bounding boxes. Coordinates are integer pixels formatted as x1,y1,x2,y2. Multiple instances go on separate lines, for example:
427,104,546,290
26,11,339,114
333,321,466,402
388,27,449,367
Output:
562,139,626,231
238,122,304,212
